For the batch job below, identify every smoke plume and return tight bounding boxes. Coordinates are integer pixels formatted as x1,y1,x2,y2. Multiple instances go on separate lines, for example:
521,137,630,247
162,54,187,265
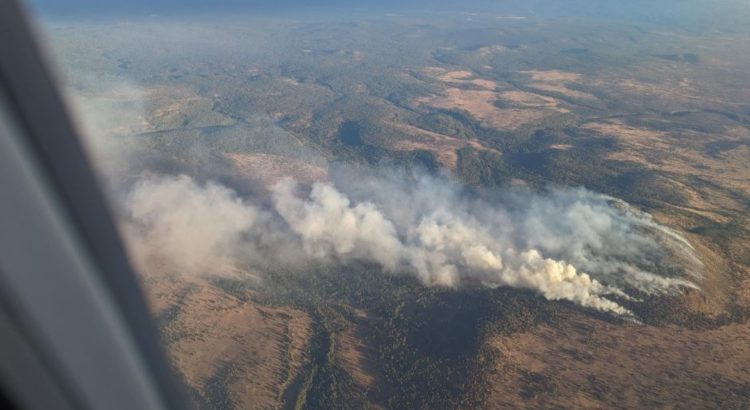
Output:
122,170,700,316
64,79,701,317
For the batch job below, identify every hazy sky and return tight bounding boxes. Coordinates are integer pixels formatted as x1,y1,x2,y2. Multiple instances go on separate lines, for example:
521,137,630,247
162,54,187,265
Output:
29,0,500,14
27,0,750,30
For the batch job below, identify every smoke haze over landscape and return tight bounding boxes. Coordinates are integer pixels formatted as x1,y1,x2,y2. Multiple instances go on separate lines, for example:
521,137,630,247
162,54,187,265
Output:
34,3,750,406
61,75,703,318
122,168,700,317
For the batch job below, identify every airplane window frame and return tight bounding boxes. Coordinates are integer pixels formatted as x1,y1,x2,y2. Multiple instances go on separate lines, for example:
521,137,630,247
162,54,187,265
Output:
0,1,187,409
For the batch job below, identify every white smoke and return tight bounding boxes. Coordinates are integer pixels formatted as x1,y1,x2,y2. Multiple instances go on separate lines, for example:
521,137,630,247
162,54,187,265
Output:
61,78,700,318
123,174,262,276
273,180,403,272
122,170,701,317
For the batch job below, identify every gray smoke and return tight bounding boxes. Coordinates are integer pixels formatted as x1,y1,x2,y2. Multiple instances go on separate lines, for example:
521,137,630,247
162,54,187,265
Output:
64,79,701,317
122,171,700,316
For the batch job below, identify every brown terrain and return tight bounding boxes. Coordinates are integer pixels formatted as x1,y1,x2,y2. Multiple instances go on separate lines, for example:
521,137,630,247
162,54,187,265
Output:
136,63,750,407
74,21,750,409
144,274,313,409
454,59,750,409
484,311,750,409
388,122,501,169
136,61,750,407
332,309,389,408
416,68,568,132
520,70,599,101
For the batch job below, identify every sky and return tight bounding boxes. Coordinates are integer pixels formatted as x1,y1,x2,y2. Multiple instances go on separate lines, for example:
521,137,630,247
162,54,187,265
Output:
27,0,750,30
